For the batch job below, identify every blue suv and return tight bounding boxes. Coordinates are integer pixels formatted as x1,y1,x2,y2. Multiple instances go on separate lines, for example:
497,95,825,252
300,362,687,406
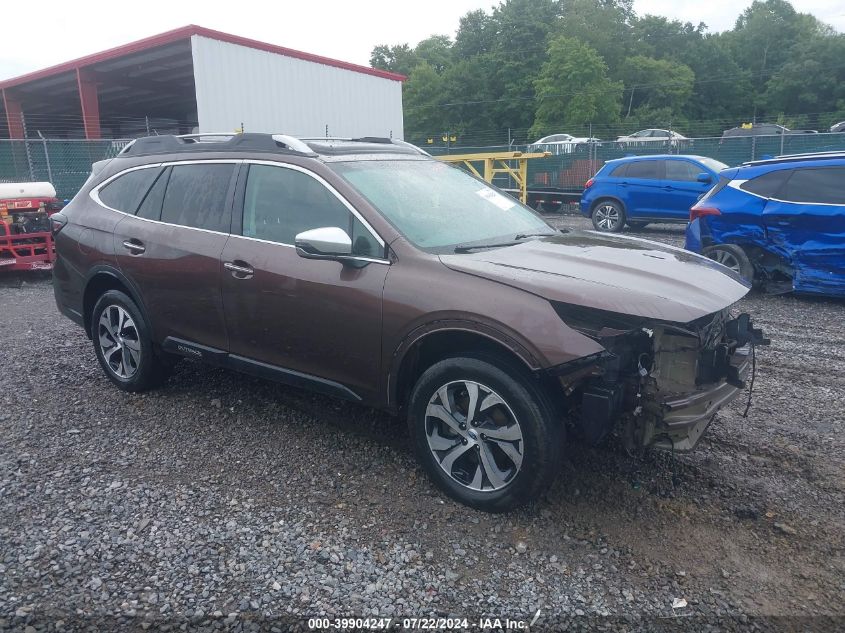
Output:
686,152,845,297
580,155,727,232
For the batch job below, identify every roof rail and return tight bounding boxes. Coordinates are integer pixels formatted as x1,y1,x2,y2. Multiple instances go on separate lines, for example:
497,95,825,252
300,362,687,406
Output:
744,150,845,166
301,136,429,155
391,139,430,156
177,132,240,141
270,134,313,154
775,150,845,159
116,132,427,158
119,132,317,157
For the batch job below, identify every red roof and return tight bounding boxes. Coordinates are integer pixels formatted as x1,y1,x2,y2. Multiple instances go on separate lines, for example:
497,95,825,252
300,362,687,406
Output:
0,25,406,89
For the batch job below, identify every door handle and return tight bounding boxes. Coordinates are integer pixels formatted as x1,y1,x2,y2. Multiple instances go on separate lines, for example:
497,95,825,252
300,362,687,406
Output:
663,186,675,191
122,239,145,254
224,261,254,277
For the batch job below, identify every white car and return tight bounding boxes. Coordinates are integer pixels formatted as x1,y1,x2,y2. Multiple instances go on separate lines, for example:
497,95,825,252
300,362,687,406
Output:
528,134,601,154
616,129,687,145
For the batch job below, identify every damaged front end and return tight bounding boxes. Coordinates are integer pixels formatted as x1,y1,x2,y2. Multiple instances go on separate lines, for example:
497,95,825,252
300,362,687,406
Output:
549,304,770,452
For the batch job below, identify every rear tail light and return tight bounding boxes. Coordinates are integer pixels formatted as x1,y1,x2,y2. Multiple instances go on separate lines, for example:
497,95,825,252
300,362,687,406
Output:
584,178,595,189
50,212,68,235
690,205,721,222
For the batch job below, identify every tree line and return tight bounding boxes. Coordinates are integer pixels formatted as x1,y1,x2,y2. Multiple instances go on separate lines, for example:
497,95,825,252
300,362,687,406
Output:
369,0,845,145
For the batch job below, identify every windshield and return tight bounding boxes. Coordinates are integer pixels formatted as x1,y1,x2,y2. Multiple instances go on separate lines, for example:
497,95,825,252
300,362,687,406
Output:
699,157,729,172
330,160,554,252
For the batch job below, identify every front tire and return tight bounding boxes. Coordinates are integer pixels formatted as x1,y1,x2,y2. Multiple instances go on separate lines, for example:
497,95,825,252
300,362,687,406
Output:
91,290,171,392
703,244,754,282
408,355,562,512
591,200,626,232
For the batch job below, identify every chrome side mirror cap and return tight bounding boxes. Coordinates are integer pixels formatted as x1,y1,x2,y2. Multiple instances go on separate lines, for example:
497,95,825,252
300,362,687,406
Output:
294,226,352,259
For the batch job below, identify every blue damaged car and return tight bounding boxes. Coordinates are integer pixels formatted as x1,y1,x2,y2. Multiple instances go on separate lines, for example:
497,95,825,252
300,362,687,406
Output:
686,152,845,297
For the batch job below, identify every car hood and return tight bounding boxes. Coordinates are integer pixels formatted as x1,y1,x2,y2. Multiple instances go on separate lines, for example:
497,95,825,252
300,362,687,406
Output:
439,231,750,324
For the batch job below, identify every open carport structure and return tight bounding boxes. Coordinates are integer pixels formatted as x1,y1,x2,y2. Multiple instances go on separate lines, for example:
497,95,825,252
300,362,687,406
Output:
0,25,405,140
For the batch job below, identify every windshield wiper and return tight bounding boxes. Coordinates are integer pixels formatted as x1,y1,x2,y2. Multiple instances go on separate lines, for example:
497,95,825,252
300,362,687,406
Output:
453,231,560,253
514,231,557,240
453,240,523,253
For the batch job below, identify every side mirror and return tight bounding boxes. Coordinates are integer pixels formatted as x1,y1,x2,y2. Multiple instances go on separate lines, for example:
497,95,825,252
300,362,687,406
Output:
295,226,352,260
696,172,712,184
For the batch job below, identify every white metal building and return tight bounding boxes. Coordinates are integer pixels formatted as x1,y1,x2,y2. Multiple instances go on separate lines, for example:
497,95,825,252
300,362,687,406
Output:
0,25,406,140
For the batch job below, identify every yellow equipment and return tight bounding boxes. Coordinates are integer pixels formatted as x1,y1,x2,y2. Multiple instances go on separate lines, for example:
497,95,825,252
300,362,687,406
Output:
435,151,551,204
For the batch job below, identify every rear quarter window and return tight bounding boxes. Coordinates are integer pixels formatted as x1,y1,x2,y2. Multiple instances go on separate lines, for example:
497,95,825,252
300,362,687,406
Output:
609,164,628,177
779,167,845,204
739,170,791,198
97,167,162,213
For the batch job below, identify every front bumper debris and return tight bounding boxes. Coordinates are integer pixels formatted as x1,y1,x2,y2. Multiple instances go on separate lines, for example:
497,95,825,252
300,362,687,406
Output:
552,309,768,453
648,348,750,451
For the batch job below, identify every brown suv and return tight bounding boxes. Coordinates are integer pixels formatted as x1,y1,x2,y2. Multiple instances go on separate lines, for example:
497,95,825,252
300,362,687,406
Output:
51,133,767,511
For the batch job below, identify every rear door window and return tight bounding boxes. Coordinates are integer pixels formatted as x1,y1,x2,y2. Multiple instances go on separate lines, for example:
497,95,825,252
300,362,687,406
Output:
98,167,162,213
739,170,791,198
625,160,661,179
665,160,701,181
778,167,845,204
160,163,235,232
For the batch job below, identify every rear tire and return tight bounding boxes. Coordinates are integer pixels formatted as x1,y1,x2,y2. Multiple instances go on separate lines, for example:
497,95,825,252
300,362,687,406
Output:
703,244,754,282
408,354,562,512
591,200,625,232
91,290,171,392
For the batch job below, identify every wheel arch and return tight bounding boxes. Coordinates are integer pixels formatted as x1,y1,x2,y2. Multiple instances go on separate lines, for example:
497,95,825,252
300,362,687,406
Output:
82,266,148,338
590,195,626,213
388,325,544,414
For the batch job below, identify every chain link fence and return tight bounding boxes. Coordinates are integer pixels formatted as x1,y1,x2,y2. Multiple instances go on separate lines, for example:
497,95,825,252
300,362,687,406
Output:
0,139,131,200
428,132,845,192
2,132,844,201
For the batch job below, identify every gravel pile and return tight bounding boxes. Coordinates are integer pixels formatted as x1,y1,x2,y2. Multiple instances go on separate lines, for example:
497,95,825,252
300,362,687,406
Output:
1,218,843,631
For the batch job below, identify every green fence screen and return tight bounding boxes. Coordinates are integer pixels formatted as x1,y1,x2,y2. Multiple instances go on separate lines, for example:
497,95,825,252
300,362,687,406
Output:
2,134,844,201
428,133,845,192
0,139,130,200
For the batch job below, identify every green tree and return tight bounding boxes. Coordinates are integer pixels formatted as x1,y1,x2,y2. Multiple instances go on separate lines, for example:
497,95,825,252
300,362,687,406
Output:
370,44,418,76
631,15,705,60
401,63,447,141
453,9,495,59
763,34,845,126
485,0,562,131
414,35,453,74
680,35,753,135
622,55,695,117
725,0,825,113
555,0,632,74
530,36,622,137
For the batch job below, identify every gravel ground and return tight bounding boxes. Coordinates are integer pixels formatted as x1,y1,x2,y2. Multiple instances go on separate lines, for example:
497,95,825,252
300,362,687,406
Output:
1,215,843,632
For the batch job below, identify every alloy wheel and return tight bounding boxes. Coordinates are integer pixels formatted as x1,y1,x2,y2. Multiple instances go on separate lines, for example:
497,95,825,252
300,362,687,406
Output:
98,305,141,379
425,380,524,492
708,248,742,275
594,204,620,230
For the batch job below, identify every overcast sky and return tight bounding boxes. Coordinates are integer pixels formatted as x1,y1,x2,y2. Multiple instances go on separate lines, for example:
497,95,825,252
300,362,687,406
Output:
1,0,843,81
